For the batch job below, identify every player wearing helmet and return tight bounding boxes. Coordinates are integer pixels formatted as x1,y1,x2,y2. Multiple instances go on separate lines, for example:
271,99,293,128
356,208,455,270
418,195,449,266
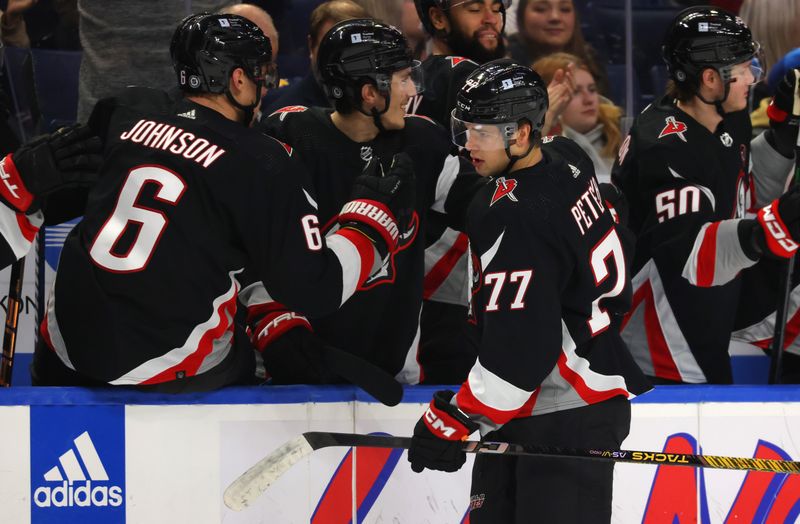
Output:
256,19,484,386
613,6,800,384
31,13,415,392
407,59,650,524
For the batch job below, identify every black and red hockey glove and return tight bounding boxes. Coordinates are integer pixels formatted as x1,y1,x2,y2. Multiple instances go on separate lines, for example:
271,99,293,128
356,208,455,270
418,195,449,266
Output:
408,390,478,473
0,124,102,213
766,68,800,158
248,303,335,384
339,152,415,259
743,185,800,259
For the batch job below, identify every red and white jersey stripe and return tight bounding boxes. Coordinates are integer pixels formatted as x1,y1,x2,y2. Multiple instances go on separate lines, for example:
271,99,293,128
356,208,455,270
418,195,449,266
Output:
682,219,756,287
423,228,469,305
0,203,41,263
622,260,706,383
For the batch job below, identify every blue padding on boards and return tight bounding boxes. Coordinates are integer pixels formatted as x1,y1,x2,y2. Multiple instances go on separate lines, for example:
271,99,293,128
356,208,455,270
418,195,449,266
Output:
0,384,799,406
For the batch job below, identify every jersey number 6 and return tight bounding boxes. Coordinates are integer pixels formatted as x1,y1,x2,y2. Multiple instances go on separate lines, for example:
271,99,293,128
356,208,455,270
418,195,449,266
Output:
90,165,187,273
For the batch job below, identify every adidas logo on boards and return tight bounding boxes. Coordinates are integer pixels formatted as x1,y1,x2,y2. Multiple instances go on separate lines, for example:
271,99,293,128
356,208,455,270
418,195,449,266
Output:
33,431,123,508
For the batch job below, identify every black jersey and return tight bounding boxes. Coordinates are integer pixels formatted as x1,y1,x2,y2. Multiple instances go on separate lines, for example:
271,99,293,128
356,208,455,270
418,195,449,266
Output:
453,136,649,429
259,106,479,382
42,88,380,386
613,96,756,384
406,55,478,308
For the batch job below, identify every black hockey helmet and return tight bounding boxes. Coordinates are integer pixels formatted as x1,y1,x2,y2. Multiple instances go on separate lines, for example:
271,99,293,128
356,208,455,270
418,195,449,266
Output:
452,59,547,172
316,18,421,117
662,6,759,93
414,0,512,36
170,13,275,95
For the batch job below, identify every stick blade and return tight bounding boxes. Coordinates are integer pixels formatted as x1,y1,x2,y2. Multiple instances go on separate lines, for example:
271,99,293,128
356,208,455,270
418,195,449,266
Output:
223,435,314,511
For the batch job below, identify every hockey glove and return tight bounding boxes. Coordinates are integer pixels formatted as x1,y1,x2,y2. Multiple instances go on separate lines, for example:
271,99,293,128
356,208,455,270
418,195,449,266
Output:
339,152,416,259
0,124,103,213
408,390,478,473
766,68,800,158
742,184,800,259
248,304,336,384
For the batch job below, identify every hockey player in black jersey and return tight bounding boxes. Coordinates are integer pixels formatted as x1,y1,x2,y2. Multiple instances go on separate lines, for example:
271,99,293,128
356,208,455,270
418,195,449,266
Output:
30,13,414,392
407,59,650,524
613,7,800,384
0,124,101,269
256,19,483,385
409,0,576,382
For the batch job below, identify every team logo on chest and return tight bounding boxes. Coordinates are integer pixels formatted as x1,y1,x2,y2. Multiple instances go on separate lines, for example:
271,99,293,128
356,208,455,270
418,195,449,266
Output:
720,132,733,147
658,116,688,142
490,177,518,206
360,146,373,163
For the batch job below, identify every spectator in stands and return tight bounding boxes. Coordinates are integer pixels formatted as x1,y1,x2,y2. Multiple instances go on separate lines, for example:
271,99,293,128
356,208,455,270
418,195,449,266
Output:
262,0,368,115
740,0,800,130
534,52,622,183
508,0,609,95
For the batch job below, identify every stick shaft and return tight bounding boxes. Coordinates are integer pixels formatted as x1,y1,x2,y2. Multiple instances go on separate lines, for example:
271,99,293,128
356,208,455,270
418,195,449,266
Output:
0,258,25,387
306,432,800,475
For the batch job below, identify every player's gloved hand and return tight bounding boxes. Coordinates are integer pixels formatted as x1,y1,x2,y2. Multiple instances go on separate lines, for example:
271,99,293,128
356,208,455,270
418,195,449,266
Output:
339,152,416,258
741,185,800,259
766,68,800,158
248,304,336,384
408,390,478,473
0,124,103,213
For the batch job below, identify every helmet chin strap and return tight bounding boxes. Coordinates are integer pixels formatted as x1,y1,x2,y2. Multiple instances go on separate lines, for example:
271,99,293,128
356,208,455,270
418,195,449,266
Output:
695,71,733,117
358,90,391,133
225,77,264,125
498,139,535,177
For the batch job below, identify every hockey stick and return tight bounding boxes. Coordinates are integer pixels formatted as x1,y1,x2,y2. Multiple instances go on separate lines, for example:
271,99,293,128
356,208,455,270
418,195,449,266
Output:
223,431,800,511
322,345,403,406
0,257,25,386
770,112,800,384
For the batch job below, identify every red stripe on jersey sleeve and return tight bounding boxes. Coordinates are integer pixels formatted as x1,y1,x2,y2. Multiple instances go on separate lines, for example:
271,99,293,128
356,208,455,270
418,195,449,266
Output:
334,227,375,286
455,380,532,426
17,212,39,241
555,352,629,404
423,232,469,299
696,222,720,287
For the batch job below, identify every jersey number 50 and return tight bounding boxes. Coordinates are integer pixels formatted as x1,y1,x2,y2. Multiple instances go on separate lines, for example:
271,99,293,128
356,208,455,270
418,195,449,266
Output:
90,166,187,272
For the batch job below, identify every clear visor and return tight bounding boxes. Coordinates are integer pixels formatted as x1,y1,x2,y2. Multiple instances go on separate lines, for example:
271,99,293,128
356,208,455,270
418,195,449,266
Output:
451,109,518,151
396,60,425,97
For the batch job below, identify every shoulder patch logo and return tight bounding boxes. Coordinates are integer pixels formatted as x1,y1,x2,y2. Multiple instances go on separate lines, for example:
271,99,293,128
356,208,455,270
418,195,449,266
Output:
266,136,293,156
448,56,477,68
490,177,518,206
658,116,688,142
542,135,555,143
618,134,631,164
269,105,308,121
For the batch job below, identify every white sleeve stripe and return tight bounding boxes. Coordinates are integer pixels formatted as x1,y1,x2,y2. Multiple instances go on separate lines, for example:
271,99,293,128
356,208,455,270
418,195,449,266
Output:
431,154,461,214
238,280,275,307
465,358,535,411
326,234,362,306
682,219,756,287
0,205,41,259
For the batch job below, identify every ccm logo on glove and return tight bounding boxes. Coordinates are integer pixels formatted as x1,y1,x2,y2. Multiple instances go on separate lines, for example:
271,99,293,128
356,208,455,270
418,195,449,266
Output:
424,407,460,439
758,202,799,257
